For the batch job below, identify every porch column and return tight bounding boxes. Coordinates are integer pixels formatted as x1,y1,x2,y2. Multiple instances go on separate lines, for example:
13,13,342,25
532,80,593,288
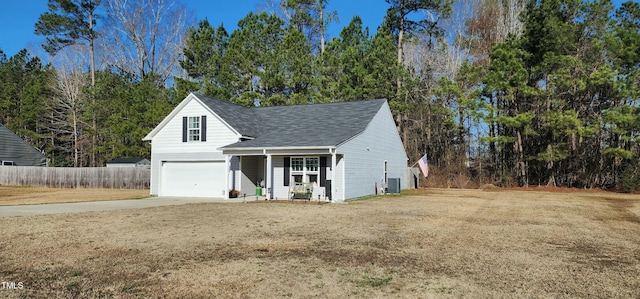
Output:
266,154,272,199
331,151,337,202
224,155,230,200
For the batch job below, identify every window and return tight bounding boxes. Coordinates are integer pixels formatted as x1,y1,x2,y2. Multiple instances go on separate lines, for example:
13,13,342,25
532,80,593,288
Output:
384,161,388,185
290,156,319,183
188,116,200,141
182,115,207,142
1,161,15,166
305,157,318,172
291,158,304,171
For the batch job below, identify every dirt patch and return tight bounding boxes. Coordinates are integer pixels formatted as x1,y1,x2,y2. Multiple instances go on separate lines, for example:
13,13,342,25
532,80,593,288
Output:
0,189,639,298
0,185,149,205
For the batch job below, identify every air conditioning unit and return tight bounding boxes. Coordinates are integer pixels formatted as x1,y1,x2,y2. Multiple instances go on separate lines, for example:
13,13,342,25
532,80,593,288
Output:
387,178,401,194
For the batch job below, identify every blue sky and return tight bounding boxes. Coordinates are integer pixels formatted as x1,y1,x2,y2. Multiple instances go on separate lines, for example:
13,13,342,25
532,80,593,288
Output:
0,0,389,58
0,0,629,58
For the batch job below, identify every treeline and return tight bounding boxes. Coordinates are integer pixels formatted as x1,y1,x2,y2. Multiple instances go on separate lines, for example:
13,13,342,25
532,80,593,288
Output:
0,49,180,167
0,0,638,191
465,0,640,191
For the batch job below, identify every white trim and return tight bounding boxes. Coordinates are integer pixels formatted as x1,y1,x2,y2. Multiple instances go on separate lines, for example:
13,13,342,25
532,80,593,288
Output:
238,156,243,193
224,155,230,199
331,150,336,202
222,147,336,157
290,156,320,184
187,116,201,142
143,93,242,141
266,154,273,199
160,159,225,163
341,156,345,201
222,146,335,152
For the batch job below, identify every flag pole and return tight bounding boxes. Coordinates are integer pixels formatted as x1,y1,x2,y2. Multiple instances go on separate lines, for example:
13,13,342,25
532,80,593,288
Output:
410,153,427,167
409,156,420,189
409,159,420,168
410,153,428,188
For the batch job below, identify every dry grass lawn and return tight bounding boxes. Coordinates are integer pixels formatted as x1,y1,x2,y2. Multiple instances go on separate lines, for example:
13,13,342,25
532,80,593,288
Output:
0,186,150,205
1,189,639,298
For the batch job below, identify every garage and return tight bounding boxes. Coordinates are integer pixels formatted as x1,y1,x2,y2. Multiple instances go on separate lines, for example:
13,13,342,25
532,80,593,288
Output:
160,161,226,198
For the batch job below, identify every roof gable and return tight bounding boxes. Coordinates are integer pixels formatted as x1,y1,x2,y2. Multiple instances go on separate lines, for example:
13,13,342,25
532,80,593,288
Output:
143,93,244,141
0,124,47,166
144,93,389,149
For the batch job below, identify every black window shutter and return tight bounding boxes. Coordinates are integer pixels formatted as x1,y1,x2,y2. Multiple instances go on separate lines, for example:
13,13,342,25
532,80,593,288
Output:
283,157,290,186
182,116,188,142
201,115,207,142
320,157,327,187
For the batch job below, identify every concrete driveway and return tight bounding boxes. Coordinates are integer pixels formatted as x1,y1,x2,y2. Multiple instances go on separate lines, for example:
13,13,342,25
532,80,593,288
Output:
0,197,245,218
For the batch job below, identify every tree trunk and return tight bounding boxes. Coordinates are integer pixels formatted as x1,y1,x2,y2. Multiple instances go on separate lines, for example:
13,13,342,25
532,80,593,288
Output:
89,12,97,167
515,129,526,186
546,144,555,186
396,0,405,92
319,0,325,54
73,110,79,167
458,102,466,167
489,95,496,179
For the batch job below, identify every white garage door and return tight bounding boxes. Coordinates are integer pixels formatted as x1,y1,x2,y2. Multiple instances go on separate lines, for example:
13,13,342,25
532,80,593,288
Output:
160,161,226,198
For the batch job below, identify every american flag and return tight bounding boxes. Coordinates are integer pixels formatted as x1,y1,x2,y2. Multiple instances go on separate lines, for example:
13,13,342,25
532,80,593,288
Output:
418,154,429,177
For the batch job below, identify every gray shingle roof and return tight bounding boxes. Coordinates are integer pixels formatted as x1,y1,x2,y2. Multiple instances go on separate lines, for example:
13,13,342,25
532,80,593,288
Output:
194,94,262,138
0,123,48,166
192,94,386,149
107,157,149,164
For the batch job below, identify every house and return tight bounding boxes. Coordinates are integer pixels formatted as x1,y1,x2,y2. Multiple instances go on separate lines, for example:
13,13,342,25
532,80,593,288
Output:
0,123,48,166
106,157,151,168
142,93,408,201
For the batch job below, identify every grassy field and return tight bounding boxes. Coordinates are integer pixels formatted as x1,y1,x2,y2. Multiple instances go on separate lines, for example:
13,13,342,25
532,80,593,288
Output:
0,189,639,298
0,186,149,205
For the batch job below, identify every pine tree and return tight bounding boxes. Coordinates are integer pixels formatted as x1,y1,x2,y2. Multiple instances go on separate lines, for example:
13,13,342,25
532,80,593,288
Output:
178,20,231,99
35,0,102,166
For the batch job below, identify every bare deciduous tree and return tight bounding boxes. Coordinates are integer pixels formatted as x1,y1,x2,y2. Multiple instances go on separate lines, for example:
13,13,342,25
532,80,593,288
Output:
259,0,338,54
100,0,193,84
46,47,89,167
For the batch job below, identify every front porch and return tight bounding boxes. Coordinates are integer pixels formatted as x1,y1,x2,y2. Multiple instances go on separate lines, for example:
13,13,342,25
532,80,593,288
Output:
222,148,343,201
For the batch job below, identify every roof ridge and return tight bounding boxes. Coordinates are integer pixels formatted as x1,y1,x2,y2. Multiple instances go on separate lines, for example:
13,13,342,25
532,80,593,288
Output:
255,98,387,110
220,98,388,149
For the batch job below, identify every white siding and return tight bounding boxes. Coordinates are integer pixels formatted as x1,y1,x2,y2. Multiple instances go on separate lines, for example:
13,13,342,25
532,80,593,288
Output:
271,156,289,199
336,101,408,200
151,99,239,153
148,97,240,196
333,155,345,201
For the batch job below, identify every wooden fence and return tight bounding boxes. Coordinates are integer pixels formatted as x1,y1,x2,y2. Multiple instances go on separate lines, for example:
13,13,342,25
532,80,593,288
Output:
0,166,150,189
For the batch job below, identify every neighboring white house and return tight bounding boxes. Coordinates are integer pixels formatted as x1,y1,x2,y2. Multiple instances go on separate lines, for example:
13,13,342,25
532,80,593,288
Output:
142,93,408,201
106,157,151,168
